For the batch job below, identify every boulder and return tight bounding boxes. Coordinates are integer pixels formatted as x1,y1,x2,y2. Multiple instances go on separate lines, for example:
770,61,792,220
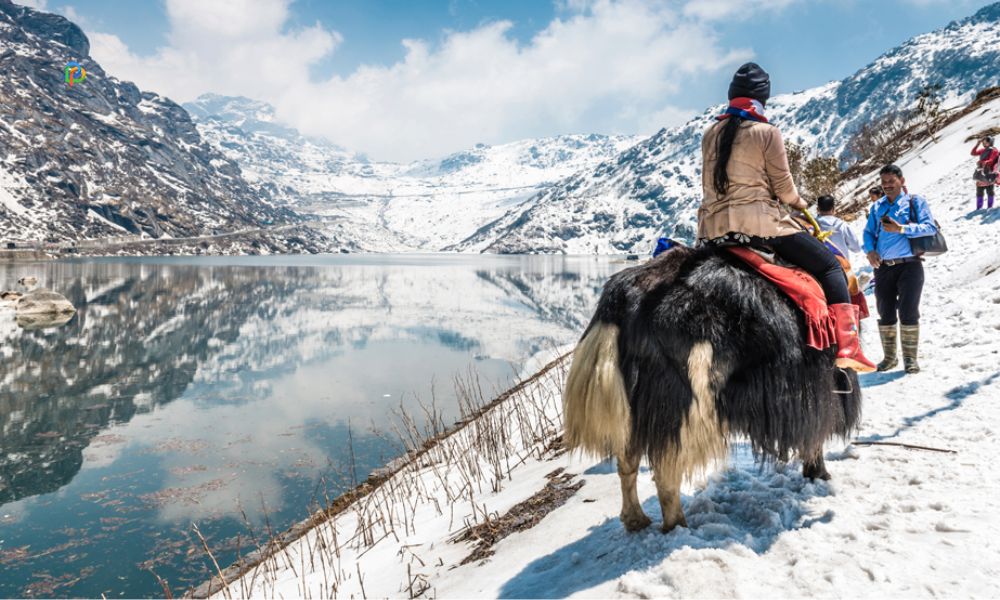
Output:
15,289,76,315
16,312,75,330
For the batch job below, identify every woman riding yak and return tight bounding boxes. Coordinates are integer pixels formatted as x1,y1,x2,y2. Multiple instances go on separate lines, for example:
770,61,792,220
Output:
698,62,875,373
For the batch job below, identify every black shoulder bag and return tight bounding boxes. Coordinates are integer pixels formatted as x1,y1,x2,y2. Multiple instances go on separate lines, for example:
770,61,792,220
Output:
907,197,947,257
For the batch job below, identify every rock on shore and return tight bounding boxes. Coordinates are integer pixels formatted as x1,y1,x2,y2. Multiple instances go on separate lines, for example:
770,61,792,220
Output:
14,289,75,315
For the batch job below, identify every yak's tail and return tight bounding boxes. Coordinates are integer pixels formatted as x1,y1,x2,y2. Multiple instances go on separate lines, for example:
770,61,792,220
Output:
563,321,630,457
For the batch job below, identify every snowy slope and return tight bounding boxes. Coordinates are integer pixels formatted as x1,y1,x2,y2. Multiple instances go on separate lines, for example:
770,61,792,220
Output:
458,2,1000,255
214,93,1000,598
186,94,641,252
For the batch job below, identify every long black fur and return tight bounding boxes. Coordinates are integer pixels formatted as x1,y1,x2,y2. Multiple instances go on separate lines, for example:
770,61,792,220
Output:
583,246,862,465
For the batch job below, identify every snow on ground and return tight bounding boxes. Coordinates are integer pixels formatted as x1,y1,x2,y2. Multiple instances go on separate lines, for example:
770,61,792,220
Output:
214,101,1000,600
0,166,29,217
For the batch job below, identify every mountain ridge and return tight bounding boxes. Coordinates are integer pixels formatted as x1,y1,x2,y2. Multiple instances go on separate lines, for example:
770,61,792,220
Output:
0,0,328,254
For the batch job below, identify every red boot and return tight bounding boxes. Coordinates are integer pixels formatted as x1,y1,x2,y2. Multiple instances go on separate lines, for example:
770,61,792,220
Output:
830,303,876,373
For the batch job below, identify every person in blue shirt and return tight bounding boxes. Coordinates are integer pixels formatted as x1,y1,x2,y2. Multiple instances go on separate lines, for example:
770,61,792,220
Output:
862,164,938,374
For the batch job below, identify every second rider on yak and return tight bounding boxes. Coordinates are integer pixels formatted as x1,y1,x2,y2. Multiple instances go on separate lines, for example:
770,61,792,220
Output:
698,62,876,373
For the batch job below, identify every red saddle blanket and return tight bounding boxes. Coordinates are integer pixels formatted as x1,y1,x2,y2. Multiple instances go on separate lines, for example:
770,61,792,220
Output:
725,246,866,351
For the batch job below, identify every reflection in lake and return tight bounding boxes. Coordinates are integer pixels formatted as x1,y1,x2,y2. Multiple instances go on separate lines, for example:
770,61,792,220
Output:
0,254,623,597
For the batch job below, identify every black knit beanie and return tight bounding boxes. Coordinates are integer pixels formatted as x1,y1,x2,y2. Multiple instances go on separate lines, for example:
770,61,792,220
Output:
728,62,770,105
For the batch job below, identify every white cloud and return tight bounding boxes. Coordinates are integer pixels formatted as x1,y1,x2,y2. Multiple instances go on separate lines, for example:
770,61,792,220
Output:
15,0,48,10
898,0,980,5
86,0,757,161
88,0,340,108
682,0,801,21
57,5,90,28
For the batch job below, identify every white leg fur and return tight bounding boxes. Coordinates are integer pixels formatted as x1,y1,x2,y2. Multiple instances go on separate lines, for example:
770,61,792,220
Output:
563,322,630,458
680,341,728,476
655,341,728,531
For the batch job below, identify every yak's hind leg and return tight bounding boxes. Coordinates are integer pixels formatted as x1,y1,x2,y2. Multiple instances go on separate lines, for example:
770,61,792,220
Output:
652,456,687,532
617,447,651,531
802,451,831,481
651,341,725,533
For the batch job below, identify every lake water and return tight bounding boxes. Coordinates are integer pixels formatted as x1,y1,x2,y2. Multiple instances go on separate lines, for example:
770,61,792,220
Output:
0,254,624,598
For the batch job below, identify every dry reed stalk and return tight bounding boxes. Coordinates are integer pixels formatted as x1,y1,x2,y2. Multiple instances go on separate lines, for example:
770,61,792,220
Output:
149,568,173,599
356,562,367,599
192,523,232,600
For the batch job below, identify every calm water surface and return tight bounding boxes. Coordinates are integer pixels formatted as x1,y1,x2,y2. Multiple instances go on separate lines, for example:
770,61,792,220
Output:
0,253,625,598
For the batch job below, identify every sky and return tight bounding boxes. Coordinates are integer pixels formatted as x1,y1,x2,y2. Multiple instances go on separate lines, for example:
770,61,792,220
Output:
17,0,996,162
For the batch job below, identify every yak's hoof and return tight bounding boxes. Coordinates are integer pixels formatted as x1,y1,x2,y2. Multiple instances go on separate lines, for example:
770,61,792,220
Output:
621,512,652,532
803,463,831,481
660,516,687,533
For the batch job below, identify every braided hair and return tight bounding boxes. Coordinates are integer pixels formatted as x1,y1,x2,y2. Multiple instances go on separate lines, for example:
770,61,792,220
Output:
713,117,743,196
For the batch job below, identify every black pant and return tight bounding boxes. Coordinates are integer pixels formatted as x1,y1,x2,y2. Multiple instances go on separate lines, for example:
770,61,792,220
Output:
874,261,924,326
977,184,995,198
768,231,850,305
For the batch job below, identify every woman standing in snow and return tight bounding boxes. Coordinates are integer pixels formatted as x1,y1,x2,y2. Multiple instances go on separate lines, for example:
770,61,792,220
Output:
971,136,998,210
697,62,875,372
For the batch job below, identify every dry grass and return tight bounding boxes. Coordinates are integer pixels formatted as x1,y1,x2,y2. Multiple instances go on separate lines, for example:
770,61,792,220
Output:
453,466,584,566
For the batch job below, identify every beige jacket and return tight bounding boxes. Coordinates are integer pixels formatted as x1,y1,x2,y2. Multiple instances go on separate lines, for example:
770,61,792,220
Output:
698,119,804,241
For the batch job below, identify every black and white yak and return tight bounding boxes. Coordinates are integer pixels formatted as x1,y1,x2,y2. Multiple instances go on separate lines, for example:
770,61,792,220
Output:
563,245,862,532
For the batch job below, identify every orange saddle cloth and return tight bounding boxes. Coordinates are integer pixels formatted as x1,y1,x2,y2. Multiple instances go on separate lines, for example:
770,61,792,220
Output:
725,246,868,351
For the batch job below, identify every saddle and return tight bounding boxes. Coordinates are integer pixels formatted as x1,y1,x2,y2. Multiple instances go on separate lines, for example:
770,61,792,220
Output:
724,246,869,351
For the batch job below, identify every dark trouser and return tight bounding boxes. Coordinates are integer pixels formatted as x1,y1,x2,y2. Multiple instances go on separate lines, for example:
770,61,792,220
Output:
976,184,995,209
874,260,924,326
768,231,850,305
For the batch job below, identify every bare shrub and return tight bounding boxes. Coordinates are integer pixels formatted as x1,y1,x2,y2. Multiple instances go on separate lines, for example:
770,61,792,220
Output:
845,109,916,167
915,82,944,141
801,156,842,199
785,141,841,201
785,141,807,190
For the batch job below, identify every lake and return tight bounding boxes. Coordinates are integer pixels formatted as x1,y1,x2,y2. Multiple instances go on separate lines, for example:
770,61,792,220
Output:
0,254,625,598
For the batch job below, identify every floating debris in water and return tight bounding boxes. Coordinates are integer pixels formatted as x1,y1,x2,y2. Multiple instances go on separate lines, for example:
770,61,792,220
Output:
138,477,231,508
168,465,209,477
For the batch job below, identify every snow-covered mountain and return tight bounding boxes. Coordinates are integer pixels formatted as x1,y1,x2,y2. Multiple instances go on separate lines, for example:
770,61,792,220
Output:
182,94,369,205
0,1,328,254
457,2,1000,254
186,94,642,251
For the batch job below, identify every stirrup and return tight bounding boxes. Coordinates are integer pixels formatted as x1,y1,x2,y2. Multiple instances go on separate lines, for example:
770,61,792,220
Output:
832,367,854,395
